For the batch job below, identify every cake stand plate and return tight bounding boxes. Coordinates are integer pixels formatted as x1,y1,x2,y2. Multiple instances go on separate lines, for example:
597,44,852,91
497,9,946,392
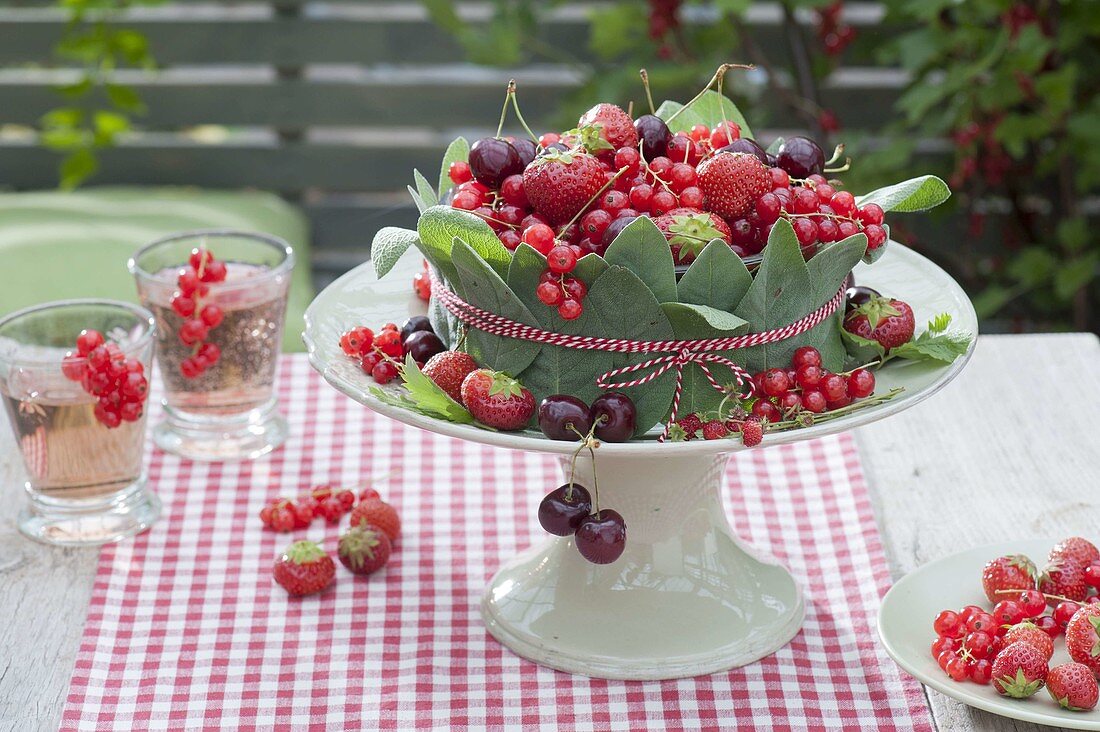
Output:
304,243,977,680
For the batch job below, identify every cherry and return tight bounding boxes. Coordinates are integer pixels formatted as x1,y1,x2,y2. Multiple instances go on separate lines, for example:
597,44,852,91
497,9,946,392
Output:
717,138,769,165
575,509,627,564
468,137,522,188
509,137,537,167
590,392,636,442
403,331,444,363
538,484,593,536
537,395,592,440
847,368,875,399
400,315,433,343
601,216,636,249
633,114,671,159
845,285,881,312
448,160,473,184
776,136,825,178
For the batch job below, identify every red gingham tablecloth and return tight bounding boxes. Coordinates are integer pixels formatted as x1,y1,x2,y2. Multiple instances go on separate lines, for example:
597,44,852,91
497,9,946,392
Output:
61,355,932,731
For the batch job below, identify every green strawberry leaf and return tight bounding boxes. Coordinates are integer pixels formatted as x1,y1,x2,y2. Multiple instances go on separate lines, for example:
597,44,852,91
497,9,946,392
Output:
677,240,752,311
654,100,704,135
733,219,814,372
417,205,511,282
370,227,420,279
840,326,886,364
927,312,952,333
603,216,678,303
451,239,542,377
391,353,474,423
856,175,951,213
437,136,470,198
682,90,754,140
413,169,439,208
889,332,972,363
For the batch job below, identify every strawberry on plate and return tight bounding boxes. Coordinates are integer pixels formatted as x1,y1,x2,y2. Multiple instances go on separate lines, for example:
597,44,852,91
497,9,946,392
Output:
991,641,1049,698
522,148,605,225
653,207,732,264
1040,559,1089,603
981,554,1037,603
696,151,771,221
1049,537,1100,568
1047,662,1099,711
460,369,535,431
350,498,401,542
273,540,335,597
578,103,638,151
337,524,392,576
844,296,916,351
1002,621,1055,662
1065,604,1100,674
423,350,479,403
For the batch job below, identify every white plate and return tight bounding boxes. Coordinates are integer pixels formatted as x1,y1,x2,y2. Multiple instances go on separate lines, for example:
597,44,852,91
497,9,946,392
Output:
879,539,1100,730
303,242,978,456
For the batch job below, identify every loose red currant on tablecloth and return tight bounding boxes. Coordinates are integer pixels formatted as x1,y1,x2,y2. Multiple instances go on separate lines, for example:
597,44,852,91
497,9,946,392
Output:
173,246,228,379
63,329,149,428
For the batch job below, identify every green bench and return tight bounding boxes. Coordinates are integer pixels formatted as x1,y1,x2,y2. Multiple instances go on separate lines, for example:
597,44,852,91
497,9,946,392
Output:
0,187,313,351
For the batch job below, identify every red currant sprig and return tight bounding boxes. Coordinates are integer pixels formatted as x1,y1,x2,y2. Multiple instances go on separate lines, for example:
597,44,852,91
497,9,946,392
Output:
339,322,404,385
412,259,431,302
259,484,357,532
171,247,228,379
62,328,149,428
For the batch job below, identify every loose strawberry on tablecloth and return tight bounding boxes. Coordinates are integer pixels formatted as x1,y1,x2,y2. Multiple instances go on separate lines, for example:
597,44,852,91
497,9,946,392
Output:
695,151,771,221
844,296,916,351
653,207,732,264
337,524,392,576
1065,604,1100,675
273,540,336,597
460,369,535,431
981,554,1037,603
991,641,1049,698
1046,662,1100,711
522,147,605,225
349,498,401,542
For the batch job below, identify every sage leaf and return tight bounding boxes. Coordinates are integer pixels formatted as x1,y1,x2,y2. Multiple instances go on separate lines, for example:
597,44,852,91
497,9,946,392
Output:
856,175,951,213
603,216,678,303
370,227,420,279
684,90,754,140
661,302,748,338
677,240,752,311
408,185,429,214
418,205,511,282
413,169,439,208
437,136,470,198
800,234,867,372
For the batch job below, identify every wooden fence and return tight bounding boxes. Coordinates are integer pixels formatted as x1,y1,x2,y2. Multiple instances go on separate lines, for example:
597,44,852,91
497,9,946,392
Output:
0,1,920,287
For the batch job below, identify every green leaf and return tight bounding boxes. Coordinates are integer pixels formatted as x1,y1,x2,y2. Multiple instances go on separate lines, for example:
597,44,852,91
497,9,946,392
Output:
733,220,814,372
927,313,951,334
603,216,678,303
93,110,129,139
59,149,98,190
856,175,951,213
573,253,609,285
677,240,752,311
408,185,429,214
413,169,439,208
890,332,972,363
765,137,784,155
437,136,470,198
654,100,704,135
451,240,542,377
840,327,886,364
1054,255,1099,301
802,234,868,372
684,90,754,140
388,354,474,423
661,302,748,338
105,83,145,114
417,205,512,283
371,227,419,279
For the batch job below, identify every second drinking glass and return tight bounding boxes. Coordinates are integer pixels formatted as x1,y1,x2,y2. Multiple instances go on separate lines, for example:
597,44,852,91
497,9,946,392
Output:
130,230,295,461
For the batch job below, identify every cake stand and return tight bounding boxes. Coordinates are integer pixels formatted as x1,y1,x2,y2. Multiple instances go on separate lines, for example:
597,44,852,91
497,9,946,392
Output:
303,243,977,680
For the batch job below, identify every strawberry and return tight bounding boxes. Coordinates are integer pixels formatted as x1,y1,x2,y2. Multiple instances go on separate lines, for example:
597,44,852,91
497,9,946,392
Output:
349,498,401,542
337,523,392,576
1065,604,1100,674
1046,662,1099,711
1003,621,1055,662
696,151,771,221
578,103,638,151
981,554,1037,603
522,148,605,225
740,417,764,447
991,641,1049,698
653,207,732,264
423,350,478,403
702,420,729,440
460,369,535,430
843,296,916,351
1040,559,1089,603
272,540,335,597
1050,537,1100,568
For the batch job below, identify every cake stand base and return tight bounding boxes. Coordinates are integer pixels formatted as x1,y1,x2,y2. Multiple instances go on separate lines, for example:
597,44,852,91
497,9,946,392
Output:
481,451,804,680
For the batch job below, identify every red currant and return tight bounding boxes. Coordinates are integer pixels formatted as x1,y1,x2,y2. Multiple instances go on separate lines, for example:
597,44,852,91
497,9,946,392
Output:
371,360,399,385
831,191,856,216
448,160,473,184
992,600,1026,626
931,634,957,657
970,659,993,684
547,245,577,274
521,224,556,255
179,319,208,346
837,220,860,239
769,167,790,189
791,346,822,369
709,120,740,148
178,268,200,295
600,190,629,213
820,373,848,402
678,187,704,208
858,203,885,226
795,363,823,389
1017,589,1047,617
629,183,655,212
171,295,196,318
200,259,227,283
816,218,840,243
651,190,677,216
613,147,640,173
563,277,587,301
580,209,613,241
667,163,697,193
755,193,782,225
451,192,479,210
751,399,781,423
1054,601,1081,629
967,612,996,634
198,342,221,365
777,391,801,415
791,187,820,214
499,174,527,207
200,304,224,328
373,330,403,358
761,368,790,397
536,281,563,307
558,298,583,321
864,224,887,250
847,368,875,398
180,357,204,378
791,217,819,248
801,389,827,413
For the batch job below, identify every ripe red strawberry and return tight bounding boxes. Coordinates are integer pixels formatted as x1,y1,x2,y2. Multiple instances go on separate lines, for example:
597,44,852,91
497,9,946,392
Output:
522,148,605,225
1003,621,1055,662
272,540,335,597
696,151,771,221
422,350,478,403
740,417,764,447
349,498,401,542
1065,604,1100,674
460,369,535,430
844,297,916,351
337,523,392,576
1040,559,1089,603
578,103,638,151
981,554,1037,603
653,207,732,264
1050,537,1100,568
702,420,729,440
1047,662,1099,711
991,641,1049,698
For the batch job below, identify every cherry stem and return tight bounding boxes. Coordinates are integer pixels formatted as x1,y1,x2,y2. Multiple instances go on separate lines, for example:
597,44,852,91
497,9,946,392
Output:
494,80,514,139
556,164,631,237
825,143,845,167
507,81,540,144
824,158,852,174
664,63,754,125
639,68,656,114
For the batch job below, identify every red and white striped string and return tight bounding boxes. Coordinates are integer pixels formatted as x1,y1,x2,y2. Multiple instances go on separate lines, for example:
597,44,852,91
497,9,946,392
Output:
429,269,845,438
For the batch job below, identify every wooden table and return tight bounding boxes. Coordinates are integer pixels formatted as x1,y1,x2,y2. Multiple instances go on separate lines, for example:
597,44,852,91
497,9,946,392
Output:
3,333,1099,732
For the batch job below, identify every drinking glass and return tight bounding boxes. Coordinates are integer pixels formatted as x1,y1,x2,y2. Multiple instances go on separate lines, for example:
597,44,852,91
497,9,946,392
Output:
0,299,160,545
129,230,294,461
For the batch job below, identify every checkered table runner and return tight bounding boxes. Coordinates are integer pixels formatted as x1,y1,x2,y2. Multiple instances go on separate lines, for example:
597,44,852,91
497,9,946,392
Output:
61,355,931,731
